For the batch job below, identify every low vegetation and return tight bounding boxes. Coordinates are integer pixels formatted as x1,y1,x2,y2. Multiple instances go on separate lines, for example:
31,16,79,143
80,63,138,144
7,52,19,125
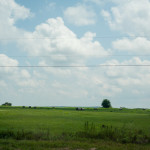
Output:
0,106,150,149
0,122,150,144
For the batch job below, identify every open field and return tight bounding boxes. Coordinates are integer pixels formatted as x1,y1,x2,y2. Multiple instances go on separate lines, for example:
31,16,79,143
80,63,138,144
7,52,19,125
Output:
0,106,150,149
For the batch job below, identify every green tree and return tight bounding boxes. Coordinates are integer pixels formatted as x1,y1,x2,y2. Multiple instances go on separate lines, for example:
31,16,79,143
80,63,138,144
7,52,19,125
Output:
101,99,111,108
2,102,12,106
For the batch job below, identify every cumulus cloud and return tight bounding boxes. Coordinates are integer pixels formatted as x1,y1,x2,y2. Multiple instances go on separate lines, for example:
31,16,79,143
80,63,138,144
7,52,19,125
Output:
0,0,32,42
102,0,150,35
64,4,96,26
1,0,150,107
94,57,150,105
19,17,108,65
0,0,111,106
0,54,45,89
0,0,107,66
103,57,150,92
112,37,150,54
0,54,18,73
0,0,31,22
0,54,18,66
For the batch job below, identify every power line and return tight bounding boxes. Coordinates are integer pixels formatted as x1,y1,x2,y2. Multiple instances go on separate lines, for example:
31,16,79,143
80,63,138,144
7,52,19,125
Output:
1,55,150,58
0,65,150,68
0,36,150,40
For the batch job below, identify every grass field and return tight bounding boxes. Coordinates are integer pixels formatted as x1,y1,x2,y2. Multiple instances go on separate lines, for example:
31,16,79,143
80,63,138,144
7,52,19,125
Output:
0,106,150,149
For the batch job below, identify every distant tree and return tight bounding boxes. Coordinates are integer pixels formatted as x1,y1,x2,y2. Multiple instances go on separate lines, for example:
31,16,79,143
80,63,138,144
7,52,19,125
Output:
2,102,12,106
101,99,111,108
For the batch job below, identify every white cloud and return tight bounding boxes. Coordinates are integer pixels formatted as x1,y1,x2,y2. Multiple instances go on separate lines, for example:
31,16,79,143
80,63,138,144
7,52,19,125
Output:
0,54,45,89
64,4,96,26
89,57,150,105
112,37,150,54
0,54,18,73
19,17,108,66
0,0,32,42
0,54,18,66
0,0,31,21
102,0,150,35
1,0,150,107
103,57,150,85
0,0,107,66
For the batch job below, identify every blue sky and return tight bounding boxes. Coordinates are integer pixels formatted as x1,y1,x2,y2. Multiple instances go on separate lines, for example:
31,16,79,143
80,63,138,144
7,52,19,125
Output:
1,0,150,108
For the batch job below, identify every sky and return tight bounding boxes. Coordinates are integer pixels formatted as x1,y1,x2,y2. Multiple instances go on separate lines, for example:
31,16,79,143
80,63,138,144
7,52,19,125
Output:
0,0,150,108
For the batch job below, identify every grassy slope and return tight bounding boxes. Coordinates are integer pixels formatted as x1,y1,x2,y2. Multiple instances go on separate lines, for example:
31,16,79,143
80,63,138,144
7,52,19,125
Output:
0,107,150,149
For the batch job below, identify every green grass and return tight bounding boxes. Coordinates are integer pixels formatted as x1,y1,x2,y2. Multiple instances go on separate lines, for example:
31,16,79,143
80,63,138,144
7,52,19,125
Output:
0,107,150,149
0,139,150,150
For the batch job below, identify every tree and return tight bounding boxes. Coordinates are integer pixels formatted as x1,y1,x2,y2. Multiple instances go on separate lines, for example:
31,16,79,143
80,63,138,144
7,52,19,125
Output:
101,99,111,108
2,102,12,106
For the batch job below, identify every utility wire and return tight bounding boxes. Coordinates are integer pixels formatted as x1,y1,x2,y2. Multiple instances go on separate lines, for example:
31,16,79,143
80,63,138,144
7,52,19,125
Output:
0,65,150,68
0,36,150,40
0,55,150,58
